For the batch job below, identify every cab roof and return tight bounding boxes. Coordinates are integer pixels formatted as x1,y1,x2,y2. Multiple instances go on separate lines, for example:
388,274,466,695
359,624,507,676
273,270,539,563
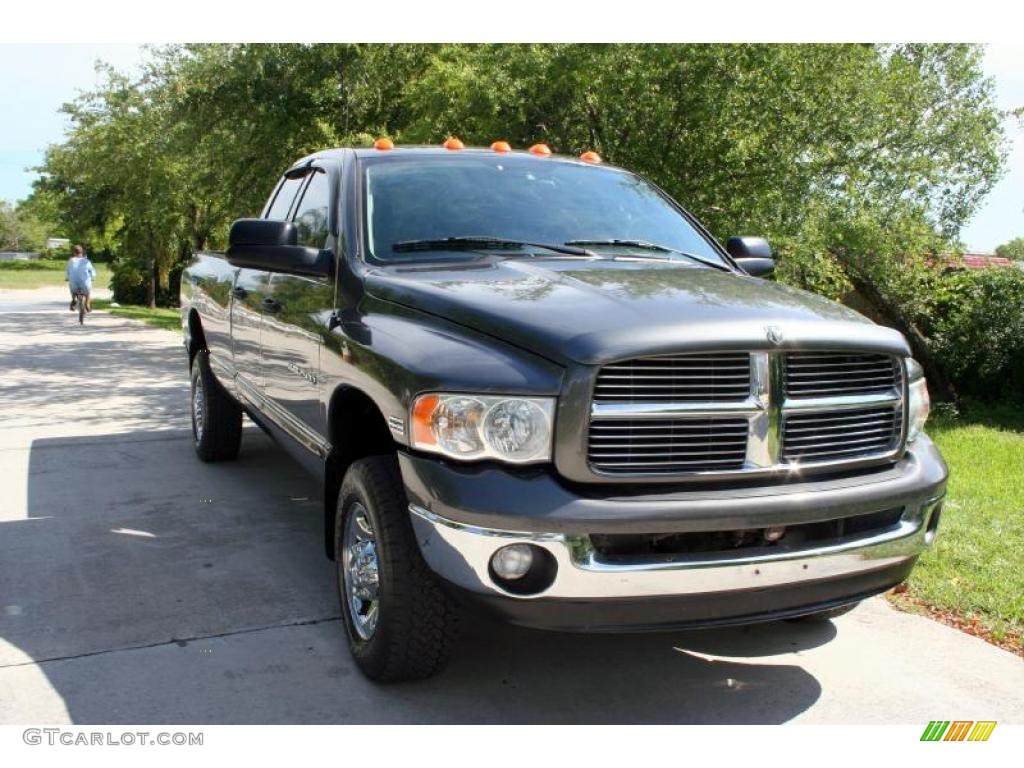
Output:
288,145,619,173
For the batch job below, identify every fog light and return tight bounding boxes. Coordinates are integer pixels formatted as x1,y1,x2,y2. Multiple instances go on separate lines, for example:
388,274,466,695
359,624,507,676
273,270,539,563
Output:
491,544,534,580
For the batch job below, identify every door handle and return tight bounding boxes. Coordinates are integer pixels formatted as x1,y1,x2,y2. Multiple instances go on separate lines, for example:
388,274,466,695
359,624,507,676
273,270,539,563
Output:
262,298,282,313
231,286,248,299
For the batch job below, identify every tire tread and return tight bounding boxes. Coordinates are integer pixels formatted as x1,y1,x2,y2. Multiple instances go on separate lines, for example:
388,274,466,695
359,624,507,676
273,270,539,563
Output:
338,456,458,681
191,350,243,462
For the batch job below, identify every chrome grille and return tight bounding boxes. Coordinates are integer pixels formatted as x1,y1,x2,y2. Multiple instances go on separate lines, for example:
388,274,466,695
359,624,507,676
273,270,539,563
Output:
782,406,903,463
588,417,748,473
785,352,898,397
593,353,751,403
587,349,906,478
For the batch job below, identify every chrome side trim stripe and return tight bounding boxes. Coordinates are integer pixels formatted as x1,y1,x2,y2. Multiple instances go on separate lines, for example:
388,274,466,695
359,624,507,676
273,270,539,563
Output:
235,375,332,459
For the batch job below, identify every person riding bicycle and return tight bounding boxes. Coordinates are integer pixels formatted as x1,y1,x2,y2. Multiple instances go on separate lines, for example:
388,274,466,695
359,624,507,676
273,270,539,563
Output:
66,244,96,313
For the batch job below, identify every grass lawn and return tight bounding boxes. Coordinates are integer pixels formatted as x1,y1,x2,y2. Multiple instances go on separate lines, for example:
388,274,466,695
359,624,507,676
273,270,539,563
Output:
890,402,1024,653
0,257,111,290
92,299,181,332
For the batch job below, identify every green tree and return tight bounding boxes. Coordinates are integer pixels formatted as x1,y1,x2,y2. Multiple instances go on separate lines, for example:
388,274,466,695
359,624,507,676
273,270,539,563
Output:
34,44,1008,401
0,200,50,252
400,44,1005,399
995,237,1024,261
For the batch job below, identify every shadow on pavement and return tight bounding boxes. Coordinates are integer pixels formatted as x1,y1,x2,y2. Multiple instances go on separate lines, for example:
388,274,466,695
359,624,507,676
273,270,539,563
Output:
1,426,832,724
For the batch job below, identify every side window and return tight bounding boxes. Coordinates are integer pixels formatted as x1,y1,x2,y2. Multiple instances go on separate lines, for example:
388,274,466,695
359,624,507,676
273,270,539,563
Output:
292,170,331,249
264,175,305,221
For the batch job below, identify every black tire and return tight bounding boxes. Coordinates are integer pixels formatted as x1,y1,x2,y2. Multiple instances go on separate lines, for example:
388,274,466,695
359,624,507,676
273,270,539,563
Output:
190,350,243,462
335,455,459,682
786,602,859,624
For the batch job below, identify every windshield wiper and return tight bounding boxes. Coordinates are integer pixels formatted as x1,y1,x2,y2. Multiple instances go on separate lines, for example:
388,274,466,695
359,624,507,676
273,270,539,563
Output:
564,239,732,272
392,236,596,258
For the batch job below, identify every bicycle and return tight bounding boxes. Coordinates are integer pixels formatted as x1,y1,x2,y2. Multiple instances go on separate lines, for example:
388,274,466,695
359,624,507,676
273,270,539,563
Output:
71,291,89,325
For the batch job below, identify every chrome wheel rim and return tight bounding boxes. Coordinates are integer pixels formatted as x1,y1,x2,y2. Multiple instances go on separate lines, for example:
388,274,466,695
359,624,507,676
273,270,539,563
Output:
342,502,380,640
192,376,205,442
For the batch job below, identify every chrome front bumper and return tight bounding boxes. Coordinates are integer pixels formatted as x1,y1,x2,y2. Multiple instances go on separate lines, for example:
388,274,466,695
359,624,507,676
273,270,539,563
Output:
409,498,942,601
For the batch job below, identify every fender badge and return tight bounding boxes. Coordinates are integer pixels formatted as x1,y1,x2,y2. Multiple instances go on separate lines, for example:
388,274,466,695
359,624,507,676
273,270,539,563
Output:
765,325,784,345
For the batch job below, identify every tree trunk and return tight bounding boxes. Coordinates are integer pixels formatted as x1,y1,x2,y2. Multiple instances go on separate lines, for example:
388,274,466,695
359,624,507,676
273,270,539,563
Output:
147,256,157,309
845,268,958,404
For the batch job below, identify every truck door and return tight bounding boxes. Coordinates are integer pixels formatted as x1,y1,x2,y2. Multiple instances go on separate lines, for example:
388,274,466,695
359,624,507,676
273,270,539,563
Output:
261,166,333,438
230,173,306,396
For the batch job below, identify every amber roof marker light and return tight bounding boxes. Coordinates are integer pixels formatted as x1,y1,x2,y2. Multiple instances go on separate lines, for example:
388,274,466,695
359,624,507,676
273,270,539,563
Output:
528,143,552,157
373,137,394,150
580,151,602,163
490,140,512,153
443,137,465,150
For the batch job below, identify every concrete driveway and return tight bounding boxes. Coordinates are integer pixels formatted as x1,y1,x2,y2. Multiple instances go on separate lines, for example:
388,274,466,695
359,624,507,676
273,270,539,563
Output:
0,286,1020,724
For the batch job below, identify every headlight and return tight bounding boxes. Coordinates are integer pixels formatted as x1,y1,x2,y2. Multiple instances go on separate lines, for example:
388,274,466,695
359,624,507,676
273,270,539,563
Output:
411,393,555,463
905,358,930,442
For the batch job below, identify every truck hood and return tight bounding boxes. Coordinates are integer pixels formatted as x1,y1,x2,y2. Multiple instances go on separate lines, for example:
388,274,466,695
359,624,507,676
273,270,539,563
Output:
364,259,910,365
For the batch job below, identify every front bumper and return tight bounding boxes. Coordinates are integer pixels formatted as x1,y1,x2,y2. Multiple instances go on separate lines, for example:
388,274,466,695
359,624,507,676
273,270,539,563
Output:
401,436,947,631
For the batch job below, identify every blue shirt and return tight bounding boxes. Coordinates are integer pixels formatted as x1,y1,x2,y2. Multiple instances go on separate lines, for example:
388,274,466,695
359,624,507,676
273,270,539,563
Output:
66,256,96,291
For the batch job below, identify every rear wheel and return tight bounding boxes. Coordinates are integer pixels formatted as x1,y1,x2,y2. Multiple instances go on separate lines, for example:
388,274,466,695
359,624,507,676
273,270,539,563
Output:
190,350,243,462
336,455,459,681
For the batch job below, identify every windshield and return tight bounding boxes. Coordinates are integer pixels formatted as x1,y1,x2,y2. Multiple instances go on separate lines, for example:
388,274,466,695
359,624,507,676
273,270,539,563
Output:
361,154,725,264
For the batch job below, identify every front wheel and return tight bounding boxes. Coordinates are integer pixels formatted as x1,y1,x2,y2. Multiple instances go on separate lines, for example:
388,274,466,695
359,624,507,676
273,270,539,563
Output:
336,456,459,681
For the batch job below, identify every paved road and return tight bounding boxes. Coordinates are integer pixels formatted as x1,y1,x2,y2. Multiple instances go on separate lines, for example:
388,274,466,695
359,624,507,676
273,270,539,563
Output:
0,286,1021,724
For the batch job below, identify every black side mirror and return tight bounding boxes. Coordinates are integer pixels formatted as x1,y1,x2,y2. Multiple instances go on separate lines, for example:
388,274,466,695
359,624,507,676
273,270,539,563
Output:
226,219,333,278
726,236,775,278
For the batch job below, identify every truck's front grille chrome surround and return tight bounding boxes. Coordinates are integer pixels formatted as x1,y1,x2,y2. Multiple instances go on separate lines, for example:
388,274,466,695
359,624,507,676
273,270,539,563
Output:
588,351,906,477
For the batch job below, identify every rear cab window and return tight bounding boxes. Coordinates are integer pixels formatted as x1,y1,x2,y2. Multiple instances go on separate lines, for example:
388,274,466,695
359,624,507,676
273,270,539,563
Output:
264,175,305,220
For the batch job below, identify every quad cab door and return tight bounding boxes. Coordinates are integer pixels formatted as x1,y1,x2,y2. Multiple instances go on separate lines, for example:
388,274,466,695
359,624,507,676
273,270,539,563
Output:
230,172,307,398
260,164,334,444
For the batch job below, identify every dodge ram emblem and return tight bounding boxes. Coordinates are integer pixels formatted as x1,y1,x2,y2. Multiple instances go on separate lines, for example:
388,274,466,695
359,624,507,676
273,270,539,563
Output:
765,325,783,345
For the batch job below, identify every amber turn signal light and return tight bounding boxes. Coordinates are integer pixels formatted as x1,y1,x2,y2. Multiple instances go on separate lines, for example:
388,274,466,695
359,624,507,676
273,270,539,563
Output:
412,394,441,446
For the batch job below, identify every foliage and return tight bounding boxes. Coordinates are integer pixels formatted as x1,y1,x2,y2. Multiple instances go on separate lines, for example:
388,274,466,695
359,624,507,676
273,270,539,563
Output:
0,200,50,252
34,44,1008,390
929,268,1024,402
995,236,1024,261
108,258,151,305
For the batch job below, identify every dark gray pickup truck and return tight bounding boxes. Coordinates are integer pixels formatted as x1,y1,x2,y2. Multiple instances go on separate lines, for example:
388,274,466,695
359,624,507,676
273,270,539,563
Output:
181,142,946,681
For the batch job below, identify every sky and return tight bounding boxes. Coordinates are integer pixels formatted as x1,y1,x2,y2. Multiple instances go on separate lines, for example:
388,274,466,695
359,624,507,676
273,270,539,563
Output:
0,43,1021,252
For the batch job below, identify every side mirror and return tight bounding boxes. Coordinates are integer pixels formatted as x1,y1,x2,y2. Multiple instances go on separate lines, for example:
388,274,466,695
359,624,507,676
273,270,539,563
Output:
226,219,333,278
726,236,775,278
